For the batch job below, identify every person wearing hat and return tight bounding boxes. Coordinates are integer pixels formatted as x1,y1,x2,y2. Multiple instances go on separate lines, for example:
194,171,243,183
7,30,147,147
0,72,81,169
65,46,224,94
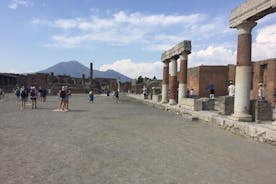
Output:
258,82,265,101
228,81,235,97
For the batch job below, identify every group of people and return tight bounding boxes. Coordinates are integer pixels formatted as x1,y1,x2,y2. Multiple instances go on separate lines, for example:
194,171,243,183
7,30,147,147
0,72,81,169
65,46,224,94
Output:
15,85,44,109
15,86,49,109
57,86,71,111
88,89,120,103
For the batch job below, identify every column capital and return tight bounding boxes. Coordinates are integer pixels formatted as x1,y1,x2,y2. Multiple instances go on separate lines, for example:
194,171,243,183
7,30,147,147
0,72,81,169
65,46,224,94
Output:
163,61,169,67
237,21,257,35
179,52,188,60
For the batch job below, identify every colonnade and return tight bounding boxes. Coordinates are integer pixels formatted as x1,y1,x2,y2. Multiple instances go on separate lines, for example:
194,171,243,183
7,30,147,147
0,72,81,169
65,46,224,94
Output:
161,40,191,105
230,0,276,121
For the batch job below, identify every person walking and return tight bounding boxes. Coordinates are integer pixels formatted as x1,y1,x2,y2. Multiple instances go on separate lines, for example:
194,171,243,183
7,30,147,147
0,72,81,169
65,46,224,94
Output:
88,89,94,103
30,86,38,109
114,90,119,103
58,86,66,111
228,81,235,97
15,87,20,100
20,86,28,109
0,88,4,100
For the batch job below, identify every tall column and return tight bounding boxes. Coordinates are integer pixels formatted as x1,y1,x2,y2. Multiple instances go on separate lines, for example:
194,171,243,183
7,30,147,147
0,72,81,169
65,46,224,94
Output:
169,58,177,105
82,74,85,85
162,61,169,103
90,62,93,85
178,53,188,104
232,21,256,122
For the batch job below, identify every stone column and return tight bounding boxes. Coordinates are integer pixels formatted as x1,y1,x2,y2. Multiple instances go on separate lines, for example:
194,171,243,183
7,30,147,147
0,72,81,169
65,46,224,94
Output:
82,74,85,85
232,21,256,122
178,52,188,103
162,61,169,103
169,58,177,105
90,62,93,85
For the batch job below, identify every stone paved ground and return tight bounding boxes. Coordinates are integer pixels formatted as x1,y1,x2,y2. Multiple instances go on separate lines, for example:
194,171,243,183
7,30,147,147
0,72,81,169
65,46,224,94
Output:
1,94,276,184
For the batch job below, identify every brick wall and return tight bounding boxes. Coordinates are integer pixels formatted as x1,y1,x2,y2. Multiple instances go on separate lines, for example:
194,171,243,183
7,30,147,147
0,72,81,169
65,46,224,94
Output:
199,66,228,97
252,59,276,103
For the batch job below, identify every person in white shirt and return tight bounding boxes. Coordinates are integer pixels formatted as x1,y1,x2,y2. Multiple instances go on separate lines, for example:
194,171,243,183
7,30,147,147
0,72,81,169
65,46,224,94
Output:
258,83,265,101
228,81,235,97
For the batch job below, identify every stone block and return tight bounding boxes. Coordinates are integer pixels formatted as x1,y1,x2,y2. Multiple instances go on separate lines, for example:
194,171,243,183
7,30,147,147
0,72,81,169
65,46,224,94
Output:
180,98,202,111
152,94,162,103
216,96,234,115
201,98,215,111
250,100,273,122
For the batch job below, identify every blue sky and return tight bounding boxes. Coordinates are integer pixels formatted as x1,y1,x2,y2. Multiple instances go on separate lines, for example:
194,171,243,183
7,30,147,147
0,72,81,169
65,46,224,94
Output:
1,0,275,78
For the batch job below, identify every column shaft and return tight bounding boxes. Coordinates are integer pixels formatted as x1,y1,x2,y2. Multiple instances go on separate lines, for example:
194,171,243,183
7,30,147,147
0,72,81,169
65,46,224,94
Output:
169,58,177,105
232,21,256,121
178,53,188,103
162,62,169,103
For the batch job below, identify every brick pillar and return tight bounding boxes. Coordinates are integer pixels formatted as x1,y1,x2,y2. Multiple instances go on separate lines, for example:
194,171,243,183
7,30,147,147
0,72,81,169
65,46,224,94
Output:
178,52,188,103
232,21,256,122
169,58,177,105
162,61,169,103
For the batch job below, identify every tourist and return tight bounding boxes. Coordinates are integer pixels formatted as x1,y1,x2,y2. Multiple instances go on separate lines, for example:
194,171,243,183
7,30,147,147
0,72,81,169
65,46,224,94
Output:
206,84,215,99
30,86,38,109
258,83,265,101
15,87,20,100
0,88,4,100
88,89,94,103
38,87,43,101
63,86,70,111
228,81,235,97
114,90,119,103
41,88,47,102
190,88,195,98
20,86,28,109
58,86,66,111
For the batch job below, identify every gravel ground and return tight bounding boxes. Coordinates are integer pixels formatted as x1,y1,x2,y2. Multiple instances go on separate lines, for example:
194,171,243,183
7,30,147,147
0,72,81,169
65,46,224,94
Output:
0,93,276,184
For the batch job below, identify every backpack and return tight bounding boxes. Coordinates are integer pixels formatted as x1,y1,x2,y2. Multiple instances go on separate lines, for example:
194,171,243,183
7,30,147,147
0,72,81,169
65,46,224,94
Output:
60,90,66,98
30,89,36,97
21,90,27,97
15,89,20,96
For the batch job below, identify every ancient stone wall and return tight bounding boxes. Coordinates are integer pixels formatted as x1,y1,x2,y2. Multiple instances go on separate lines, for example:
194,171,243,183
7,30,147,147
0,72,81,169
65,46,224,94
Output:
252,59,276,103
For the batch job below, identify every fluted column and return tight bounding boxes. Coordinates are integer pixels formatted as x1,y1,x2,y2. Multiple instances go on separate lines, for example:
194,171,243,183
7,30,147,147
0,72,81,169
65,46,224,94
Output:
178,52,188,104
162,61,169,103
232,21,256,122
169,58,177,105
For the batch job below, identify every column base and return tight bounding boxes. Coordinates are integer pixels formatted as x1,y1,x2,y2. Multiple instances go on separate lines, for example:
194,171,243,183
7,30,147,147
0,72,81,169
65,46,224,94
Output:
231,113,252,122
169,99,177,105
272,121,276,126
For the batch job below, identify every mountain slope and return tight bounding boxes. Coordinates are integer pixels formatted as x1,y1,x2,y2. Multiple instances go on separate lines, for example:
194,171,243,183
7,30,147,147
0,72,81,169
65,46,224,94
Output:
38,61,132,82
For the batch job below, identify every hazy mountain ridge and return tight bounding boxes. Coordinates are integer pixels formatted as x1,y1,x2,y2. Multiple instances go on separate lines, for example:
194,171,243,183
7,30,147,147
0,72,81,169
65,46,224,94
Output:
38,61,132,82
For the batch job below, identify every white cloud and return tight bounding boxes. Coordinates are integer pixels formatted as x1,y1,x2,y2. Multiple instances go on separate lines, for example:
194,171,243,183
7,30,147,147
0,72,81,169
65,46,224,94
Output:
189,46,236,67
32,11,227,49
8,0,33,10
252,24,276,61
99,59,163,79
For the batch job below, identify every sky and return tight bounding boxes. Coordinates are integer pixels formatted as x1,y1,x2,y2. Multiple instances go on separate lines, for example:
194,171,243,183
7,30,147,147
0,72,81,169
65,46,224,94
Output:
0,0,275,79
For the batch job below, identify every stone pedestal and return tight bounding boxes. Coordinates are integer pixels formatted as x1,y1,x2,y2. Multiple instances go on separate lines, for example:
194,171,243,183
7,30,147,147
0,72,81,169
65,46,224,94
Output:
216,96,234,115
250,100,273,122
